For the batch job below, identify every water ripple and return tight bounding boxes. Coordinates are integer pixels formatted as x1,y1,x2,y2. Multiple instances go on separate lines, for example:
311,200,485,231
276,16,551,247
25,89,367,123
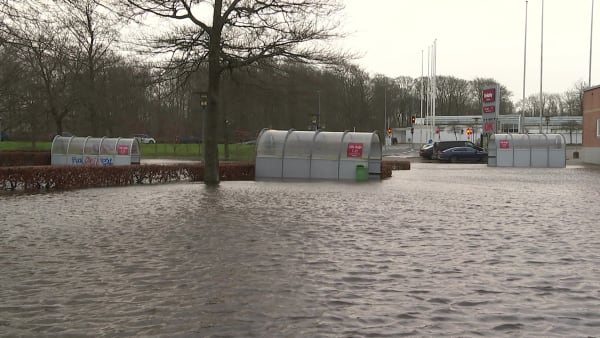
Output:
1,163,600,336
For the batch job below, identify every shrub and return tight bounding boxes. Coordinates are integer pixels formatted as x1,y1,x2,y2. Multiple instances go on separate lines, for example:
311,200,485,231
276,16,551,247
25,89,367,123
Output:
0,162,255,192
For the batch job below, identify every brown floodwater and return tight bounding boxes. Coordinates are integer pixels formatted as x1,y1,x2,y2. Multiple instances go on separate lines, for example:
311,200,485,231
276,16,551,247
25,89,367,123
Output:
1,162,600,337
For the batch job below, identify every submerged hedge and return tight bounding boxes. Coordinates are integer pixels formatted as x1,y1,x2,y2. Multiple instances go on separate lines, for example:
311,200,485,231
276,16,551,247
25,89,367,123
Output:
0,149,407,192
0,162,255,192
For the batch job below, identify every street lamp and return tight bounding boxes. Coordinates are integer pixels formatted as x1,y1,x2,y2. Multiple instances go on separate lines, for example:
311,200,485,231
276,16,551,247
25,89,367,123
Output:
316,90,321,130
200,92,208,144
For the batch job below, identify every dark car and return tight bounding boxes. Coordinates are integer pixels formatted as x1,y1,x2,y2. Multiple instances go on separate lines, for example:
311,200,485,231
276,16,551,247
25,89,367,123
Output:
432,140,477,159
419,144,434,159
176,135,201,144
437,146,488,162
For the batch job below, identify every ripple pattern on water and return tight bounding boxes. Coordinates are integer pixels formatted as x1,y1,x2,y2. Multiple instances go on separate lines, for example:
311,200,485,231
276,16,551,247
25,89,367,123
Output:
1,163,600,337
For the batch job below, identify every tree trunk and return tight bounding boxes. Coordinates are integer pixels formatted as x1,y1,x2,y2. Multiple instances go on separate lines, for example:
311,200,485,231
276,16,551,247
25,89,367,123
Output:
204,68,221,185
203,12,223,184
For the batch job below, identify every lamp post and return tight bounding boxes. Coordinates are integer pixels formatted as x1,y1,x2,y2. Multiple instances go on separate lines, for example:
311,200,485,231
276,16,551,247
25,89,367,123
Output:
317,90,321,130
200,92,208,158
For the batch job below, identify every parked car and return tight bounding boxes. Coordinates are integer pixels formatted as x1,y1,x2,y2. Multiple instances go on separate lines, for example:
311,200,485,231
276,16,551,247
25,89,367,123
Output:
176,135,200,144
437,146,488,162
419,143,434,159
432,140,478,159
133,134,156,144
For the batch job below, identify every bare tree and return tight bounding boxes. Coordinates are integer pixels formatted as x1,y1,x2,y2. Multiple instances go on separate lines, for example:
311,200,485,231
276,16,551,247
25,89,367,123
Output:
58,0,121,136
2,1,77,138
120,0,347,184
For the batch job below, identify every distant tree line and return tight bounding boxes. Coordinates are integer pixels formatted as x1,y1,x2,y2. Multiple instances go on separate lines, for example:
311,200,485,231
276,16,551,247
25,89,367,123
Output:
0,0,584,143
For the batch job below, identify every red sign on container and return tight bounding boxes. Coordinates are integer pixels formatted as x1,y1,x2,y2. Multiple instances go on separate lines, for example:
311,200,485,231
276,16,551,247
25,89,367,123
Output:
482,88,496,103
483,105,495,113
347,142,363,158
117,145,129,155
499,139,510,149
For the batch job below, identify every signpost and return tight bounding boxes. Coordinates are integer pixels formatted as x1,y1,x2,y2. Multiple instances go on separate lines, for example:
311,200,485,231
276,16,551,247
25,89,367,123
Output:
482,84,500,135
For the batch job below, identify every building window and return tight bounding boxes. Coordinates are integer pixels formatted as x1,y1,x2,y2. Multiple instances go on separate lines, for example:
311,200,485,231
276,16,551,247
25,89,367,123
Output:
597,119,600,137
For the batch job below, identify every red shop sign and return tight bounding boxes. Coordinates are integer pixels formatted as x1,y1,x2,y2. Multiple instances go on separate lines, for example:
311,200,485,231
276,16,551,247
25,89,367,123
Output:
499,139,510,149
117,145,129,155
482,88,496,103
347,142,363,157
483,105,495,113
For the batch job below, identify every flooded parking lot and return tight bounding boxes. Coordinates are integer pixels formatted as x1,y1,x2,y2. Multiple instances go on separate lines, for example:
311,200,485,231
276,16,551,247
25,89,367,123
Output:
1,162,599,337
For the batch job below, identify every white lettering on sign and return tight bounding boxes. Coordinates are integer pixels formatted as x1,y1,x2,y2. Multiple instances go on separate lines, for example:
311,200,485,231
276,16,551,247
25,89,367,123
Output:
482,88,496,103
347,142,363,157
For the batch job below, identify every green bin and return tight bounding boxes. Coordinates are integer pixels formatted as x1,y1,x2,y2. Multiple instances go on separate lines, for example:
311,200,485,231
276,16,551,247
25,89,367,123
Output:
355,164,368,182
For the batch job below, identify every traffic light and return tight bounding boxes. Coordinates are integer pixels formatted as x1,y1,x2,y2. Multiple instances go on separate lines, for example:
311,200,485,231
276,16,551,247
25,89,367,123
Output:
411,115,416,123
386,127,392,135
466,128,472,135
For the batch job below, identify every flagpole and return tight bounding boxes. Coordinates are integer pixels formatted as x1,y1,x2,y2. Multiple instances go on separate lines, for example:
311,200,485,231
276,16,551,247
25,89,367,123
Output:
432,39,437,139
539,0,544,132
427,46,431,140
420,50,424,120
521,0,528,133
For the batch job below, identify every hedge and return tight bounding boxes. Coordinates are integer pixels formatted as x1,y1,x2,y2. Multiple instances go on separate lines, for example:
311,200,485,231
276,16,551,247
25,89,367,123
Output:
0,150,408,192
0,162,255,192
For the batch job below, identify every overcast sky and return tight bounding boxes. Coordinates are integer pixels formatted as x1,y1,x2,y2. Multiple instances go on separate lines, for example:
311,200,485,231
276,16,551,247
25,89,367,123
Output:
341,0,598,101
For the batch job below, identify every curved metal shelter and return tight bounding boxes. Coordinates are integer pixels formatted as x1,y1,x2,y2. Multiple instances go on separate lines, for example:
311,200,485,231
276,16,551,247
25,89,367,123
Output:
488,133,566,168
255,129,382,180
51,136,141,166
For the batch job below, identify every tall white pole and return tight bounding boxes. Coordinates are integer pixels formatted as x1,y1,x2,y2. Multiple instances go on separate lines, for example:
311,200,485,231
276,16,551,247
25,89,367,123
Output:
384,87,387,148
427,46,431,140
521,0,528,132
539,0,544,132
420,50,424,144
432,39,437,139
590,0,595,86
420,50,424,120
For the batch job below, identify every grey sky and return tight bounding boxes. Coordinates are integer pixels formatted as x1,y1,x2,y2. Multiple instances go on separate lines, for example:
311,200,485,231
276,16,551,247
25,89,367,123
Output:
342,0,598,100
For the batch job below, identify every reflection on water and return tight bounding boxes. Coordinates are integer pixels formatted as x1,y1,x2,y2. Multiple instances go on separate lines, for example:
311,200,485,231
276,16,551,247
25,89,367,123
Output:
2,163,600,337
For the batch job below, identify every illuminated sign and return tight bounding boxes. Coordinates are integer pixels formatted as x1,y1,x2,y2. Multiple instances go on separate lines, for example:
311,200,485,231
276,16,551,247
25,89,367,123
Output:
483,106,495,113
482,88,496,103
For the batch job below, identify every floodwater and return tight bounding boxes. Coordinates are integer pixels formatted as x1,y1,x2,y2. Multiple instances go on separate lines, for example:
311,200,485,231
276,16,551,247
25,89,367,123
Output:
1,162,600,337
